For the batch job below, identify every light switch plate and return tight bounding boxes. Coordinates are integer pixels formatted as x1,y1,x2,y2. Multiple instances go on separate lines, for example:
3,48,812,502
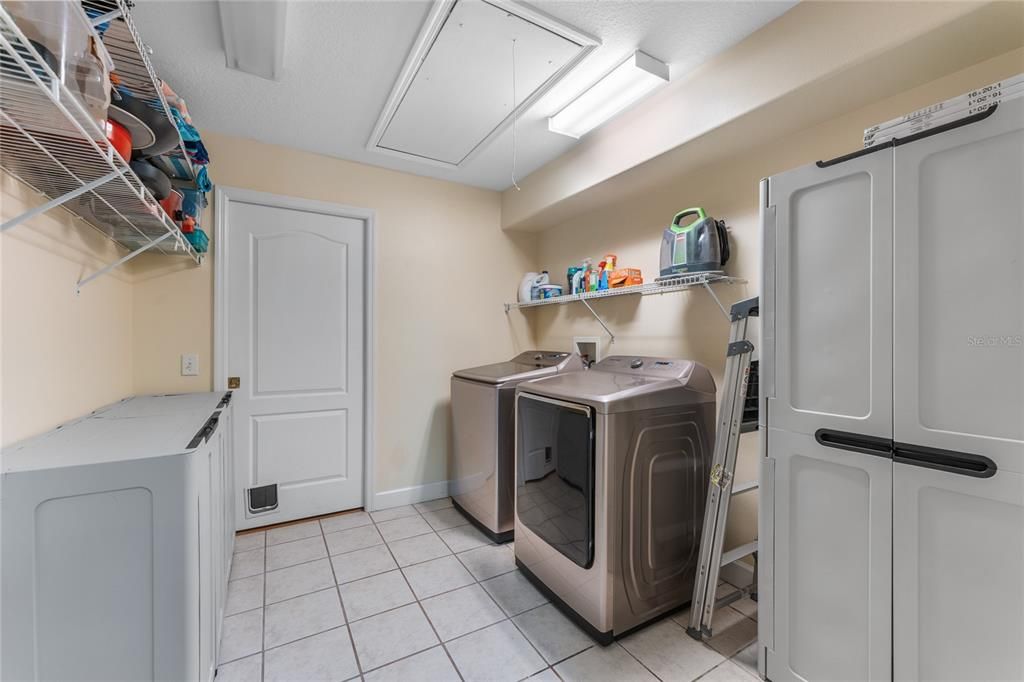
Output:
181,353,199,377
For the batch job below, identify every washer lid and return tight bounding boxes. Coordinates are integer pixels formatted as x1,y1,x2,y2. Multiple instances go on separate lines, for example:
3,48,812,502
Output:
516,356,716,413
453,351,581,385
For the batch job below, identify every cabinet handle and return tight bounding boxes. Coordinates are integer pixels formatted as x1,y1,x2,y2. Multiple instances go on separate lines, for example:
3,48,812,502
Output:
186,414,220,450
894,442,997,478
815,429,893,458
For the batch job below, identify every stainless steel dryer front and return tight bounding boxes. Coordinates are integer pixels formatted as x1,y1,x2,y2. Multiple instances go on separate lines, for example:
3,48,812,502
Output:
451,351,585,542
514,355,716,642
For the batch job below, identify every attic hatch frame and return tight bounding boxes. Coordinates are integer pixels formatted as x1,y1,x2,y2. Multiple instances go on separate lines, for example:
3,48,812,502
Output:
365,0,599,170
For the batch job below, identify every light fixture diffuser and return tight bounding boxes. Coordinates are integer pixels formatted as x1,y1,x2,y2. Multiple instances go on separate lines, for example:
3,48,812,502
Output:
548,50,669,139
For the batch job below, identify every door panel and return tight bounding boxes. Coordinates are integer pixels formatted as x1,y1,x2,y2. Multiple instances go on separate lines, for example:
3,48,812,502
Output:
893,464,1024,681
227,197,365,528
515,394,594,569
766,428,892,682
893,99,1024,679
894,98,1024,471
768,153,893,439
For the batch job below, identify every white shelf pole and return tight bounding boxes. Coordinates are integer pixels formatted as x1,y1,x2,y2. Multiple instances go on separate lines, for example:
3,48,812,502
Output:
580,298,616,344
1,169,126,232
701,281,731,321
76,231,175,293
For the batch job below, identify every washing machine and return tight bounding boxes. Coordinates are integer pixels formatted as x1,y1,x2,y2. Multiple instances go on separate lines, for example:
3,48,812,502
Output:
514,355,716,643
451,351,585,542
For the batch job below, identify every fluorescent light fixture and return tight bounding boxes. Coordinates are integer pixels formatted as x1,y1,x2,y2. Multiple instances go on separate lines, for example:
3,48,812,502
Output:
218,0,287,80
548,50,669,139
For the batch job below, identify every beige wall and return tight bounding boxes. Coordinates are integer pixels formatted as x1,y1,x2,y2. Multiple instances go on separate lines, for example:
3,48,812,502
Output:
129,132,536,495
0,173,135,446
522,47,1024,553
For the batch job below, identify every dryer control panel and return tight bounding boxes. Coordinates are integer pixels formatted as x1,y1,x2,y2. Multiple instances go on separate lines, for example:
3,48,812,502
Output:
595,355,694,379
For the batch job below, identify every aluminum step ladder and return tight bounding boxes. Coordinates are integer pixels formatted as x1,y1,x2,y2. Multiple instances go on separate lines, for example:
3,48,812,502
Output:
688,296,759,640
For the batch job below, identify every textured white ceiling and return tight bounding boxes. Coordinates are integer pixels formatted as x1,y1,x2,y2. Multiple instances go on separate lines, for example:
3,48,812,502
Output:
132,0,796,191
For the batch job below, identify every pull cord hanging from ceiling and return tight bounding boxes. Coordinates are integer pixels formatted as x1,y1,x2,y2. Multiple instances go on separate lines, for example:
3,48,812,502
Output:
511,37,521,191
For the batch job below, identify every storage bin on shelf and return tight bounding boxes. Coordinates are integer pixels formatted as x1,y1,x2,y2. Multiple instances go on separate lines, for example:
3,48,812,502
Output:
5,0,112,132
184,228,208,253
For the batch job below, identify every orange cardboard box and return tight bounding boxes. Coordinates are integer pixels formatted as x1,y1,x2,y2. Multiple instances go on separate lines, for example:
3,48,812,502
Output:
610,268,643,288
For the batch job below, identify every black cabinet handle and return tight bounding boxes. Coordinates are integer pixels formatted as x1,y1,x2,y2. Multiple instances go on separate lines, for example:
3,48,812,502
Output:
186,414,220,450
815,429,893,458
894,442,997,478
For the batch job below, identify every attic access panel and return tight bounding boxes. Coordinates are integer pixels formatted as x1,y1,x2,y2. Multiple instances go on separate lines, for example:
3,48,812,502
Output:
368,0,597,167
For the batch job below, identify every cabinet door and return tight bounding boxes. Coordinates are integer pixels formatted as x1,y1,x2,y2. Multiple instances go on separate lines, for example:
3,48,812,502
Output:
763,153,895,681
765,152,894,439
893,99,1024,681
893,464,1023,681
764,428,892,682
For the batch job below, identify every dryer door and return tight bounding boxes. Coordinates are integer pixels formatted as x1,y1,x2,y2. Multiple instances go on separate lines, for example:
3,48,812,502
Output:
516,393,595,568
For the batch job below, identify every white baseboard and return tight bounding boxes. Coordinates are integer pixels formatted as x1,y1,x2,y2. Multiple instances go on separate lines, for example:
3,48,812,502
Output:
721,558,755,589
372,479,450,511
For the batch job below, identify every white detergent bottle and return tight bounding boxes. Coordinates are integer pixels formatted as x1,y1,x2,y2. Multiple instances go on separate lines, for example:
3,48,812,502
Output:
531,271,550,300
519,272,539,303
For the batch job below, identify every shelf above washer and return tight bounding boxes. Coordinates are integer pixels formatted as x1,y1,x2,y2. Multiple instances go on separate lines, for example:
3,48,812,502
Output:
505,272,746,342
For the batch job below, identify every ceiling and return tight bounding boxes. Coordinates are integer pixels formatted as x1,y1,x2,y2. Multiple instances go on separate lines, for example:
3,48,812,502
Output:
132,0,797,191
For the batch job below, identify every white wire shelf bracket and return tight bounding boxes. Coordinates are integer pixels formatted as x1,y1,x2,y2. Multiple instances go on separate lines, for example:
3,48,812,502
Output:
0,4,200,289
505,272,747,343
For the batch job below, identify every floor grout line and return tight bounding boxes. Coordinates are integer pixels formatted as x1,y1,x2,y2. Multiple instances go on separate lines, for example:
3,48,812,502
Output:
260,526,268,682
319,516,365,678
374,517,467,682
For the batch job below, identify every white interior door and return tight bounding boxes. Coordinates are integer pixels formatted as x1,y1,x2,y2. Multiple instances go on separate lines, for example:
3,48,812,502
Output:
224,191,366,529
763,153,894,681
892,99,1024,681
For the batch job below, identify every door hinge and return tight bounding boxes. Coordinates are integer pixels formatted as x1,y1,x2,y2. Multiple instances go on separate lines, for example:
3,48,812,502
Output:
228,376,240,389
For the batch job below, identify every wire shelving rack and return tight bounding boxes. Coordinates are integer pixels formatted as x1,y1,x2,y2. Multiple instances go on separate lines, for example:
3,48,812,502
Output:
0,1,200,291
506,272,747,342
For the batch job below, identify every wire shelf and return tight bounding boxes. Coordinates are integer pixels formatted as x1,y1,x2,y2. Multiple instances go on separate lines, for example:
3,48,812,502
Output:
507,272,746,310
0,3,199,265
81,0,196,185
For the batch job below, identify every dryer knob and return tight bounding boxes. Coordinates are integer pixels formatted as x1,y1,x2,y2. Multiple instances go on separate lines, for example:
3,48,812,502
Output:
630,359,644,369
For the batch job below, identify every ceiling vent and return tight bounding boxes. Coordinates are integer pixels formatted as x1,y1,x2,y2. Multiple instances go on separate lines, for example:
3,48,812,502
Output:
367,0,598,168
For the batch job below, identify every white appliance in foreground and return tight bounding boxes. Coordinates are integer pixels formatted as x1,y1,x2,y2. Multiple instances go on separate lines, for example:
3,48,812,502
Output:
1,392,235,682
759,98,1023,681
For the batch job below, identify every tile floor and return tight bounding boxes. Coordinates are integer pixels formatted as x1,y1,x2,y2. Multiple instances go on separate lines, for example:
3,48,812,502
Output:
220,497,759,682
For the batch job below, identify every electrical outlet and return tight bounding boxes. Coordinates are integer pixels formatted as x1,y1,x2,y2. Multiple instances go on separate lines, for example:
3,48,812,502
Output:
181,353,199,377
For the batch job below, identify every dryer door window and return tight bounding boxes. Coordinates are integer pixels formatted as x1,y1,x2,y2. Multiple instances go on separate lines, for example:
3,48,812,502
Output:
516,394,594,568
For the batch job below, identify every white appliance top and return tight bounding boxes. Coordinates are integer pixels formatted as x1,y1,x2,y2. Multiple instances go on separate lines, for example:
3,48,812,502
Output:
2,393,228,474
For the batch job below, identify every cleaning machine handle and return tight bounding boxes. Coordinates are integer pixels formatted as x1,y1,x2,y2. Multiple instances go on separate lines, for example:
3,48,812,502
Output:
671,207,707,232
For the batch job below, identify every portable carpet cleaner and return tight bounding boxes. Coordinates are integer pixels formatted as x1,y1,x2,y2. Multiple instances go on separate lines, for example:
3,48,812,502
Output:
658,207,730,279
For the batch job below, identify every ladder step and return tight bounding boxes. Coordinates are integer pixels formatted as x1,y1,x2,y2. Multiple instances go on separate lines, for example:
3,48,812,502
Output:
731,480,759,494
720,540,758,567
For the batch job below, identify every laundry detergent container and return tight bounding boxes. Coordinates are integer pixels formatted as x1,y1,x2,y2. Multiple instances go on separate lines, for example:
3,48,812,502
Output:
450,351,584,542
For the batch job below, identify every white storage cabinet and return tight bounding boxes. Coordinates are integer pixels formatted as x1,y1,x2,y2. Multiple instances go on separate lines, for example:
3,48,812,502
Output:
760,98,1023,681
1,392,235,682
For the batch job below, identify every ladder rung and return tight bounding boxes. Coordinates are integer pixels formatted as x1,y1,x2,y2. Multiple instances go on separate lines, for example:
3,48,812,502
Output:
731,480,758,494
720,540,758,567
